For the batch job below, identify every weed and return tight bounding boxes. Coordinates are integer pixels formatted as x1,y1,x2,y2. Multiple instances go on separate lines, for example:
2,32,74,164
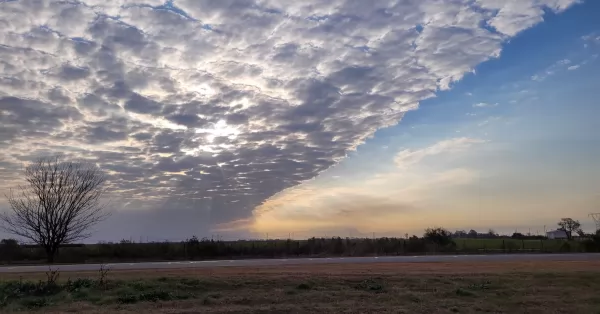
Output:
20,297,50,309
202,296,215,305
468,281,492,290
138,290,174,302
70,289,90,300
45,267,60,285
173,292,192,300
86,294,106,304
208,293,222,299
234,296,253,304
128,281,151,292
455,288,476,297
98,264,110,287
406,293,421,303
117,294,138,304
65,278,95,292
180,278,202,286
354,279,385,292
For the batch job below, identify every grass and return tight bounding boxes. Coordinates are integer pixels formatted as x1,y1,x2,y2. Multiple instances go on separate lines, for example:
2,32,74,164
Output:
453,238,583,252
0,261,599,313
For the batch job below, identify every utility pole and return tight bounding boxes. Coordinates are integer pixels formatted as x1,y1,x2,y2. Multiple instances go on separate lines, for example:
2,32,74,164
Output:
589,213,600,231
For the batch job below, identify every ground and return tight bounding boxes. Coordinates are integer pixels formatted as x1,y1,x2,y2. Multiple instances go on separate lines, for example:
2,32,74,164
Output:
1,261,599,313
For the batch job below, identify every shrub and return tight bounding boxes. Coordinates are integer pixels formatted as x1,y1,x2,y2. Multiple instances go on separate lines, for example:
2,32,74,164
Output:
424,227,453,247
117,294,138,304
20,297,50,309
455,288,475,297
65,278,95,292
354,278,385,292
138,290,174,302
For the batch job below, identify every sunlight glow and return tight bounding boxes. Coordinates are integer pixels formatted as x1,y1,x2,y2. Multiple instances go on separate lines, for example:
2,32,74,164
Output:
195,120,241,143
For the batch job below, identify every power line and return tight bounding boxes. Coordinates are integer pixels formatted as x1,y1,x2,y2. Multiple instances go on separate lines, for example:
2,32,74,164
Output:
589,213,600,231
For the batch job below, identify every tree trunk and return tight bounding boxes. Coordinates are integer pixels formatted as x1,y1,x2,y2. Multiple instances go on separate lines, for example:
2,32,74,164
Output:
46,252,55,264
45,246,57,264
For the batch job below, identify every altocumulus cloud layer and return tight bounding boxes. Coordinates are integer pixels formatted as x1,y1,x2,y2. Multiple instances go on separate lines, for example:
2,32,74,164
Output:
0,0,578,232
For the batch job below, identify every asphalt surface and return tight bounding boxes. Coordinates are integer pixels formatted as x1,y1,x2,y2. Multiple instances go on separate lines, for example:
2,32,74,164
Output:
1,253,599,273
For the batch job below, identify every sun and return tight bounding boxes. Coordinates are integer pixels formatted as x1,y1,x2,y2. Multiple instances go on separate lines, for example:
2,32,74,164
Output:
195,120,241,143
182,120,242,155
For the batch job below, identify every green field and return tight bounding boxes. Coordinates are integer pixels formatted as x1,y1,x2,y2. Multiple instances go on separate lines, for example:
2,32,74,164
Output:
453,238,583,252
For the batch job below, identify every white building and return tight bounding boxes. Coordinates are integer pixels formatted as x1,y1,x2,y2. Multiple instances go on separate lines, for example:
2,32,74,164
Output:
546,230,568,239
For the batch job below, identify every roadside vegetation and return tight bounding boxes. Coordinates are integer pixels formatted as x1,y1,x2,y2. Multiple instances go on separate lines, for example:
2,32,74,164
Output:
1,262,599,313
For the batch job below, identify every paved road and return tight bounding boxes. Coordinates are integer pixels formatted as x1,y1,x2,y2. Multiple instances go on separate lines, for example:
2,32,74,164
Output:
1,253,599,273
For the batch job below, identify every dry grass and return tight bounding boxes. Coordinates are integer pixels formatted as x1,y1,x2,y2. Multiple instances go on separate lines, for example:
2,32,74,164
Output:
2,261,600,313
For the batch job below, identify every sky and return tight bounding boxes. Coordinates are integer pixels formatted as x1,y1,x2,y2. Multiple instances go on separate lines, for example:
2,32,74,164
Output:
0,0,598,242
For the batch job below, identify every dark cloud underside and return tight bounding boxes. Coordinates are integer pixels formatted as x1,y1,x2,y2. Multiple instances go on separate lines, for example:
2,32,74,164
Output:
0,0,577,229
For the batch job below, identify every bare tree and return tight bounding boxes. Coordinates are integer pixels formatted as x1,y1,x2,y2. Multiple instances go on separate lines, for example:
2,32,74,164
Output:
0,156,109,263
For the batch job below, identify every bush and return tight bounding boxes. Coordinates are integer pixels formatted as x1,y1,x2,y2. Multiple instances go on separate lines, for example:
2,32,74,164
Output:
138,290,174,302
117,294,138,304
354,278,385,292
582,232,600,252
424,227,453,247
296,283,311,290
405,236,427,253
0,239,21,262
65,278,96,292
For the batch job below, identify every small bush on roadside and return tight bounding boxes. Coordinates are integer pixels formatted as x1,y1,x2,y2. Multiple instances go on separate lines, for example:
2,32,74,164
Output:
20,297,51,309
202,295,218,305
117,294,138,304
65,278,95,292
354,278,385,292
467,281,492,290
296,283,311,290
138,290,174,302
455,288,476,297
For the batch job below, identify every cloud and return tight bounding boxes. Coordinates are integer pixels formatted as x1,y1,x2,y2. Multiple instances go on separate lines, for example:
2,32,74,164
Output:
395,138,485,169
476,0,579,36
582,32,600,47
0,0,578,235
473,102,498,108
251,166,480,237
531,58,576,81
567,65,580,70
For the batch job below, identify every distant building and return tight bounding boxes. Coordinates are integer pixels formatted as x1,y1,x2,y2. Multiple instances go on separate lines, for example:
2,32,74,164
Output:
546,230,568,239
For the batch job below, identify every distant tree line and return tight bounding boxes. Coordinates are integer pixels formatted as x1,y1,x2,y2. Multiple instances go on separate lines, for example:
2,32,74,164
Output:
2,228,599,265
